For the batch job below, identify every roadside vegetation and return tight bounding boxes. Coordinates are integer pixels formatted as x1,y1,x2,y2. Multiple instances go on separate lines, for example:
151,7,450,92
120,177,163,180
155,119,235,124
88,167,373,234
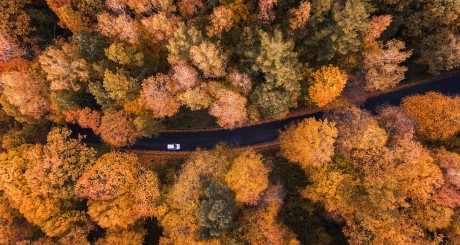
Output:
0,0,460,244
2,92,460,244
1,0,460,145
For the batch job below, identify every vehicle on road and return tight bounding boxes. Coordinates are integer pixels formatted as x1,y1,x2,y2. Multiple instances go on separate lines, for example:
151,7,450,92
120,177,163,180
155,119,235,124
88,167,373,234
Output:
167,144,181,150
74,74,460,151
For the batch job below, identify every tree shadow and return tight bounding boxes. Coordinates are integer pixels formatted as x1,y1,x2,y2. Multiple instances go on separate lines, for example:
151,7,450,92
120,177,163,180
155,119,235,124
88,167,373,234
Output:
267,150,348,244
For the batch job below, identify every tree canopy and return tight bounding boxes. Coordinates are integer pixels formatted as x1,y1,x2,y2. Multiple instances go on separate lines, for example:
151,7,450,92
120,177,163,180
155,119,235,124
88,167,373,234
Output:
0,0,459,243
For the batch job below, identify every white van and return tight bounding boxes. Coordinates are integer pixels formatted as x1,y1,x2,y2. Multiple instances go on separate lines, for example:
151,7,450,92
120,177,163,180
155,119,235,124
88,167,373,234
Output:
167,144,181,150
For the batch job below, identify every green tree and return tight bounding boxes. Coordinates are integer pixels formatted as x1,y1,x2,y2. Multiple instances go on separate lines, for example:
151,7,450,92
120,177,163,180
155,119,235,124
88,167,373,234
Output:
88,81,114,109
250,84,291,119
105,42,144,67
72,31,108,62
253,29,302,98
167,146,236,213
419,30,460,74
305,0,370,65
378,0,460,74
102,69,140,107
133,114,164,138
50,90,83,113
195,180,236,239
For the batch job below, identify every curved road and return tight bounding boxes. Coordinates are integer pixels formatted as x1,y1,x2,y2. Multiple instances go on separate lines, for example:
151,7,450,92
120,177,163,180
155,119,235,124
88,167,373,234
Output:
77,74,460,151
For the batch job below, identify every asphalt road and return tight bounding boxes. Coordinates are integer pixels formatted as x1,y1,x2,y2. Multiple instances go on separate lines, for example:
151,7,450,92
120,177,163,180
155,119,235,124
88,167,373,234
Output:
76,74,460,151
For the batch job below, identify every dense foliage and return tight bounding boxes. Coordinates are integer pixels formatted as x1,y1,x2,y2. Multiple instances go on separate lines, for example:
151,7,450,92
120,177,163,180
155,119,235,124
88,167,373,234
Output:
0,0,458,146
0,0,459,244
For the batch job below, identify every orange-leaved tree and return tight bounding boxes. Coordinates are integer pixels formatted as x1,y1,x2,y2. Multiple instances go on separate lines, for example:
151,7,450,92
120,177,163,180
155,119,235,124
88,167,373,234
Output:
75,151,139,201
329,106,388,160
99,110,139,147
289,1,311,30
141,74,180,118
280,118,338,170
207,6,234,38
226,150,269,205
0,128,96,238
402,92,460,141
38,42,90,92
307,65,347,107
0,71,50,121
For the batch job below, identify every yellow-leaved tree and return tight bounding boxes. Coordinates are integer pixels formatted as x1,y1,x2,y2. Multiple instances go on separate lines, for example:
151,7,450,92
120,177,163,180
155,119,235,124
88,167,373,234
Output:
226,150,269,205
307,65,347,107
80,152,161,230
0,128,96,238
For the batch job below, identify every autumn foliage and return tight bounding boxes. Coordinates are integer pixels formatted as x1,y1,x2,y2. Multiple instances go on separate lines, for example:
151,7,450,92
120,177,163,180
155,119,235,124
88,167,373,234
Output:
280,118,338,169
307,65,348,107
226,150,269,205
402,92,460,140
0,128,95,238
289,1,311,30
363,15,412,91
99,110,139,147
75,152,139,201
141,74,180,118
64,107,101,133
0,71,50,120
208,83,248,129
0,0,459,243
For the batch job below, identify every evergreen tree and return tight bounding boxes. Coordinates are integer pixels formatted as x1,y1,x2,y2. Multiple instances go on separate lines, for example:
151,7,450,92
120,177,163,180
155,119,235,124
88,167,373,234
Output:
253,29,302,97
195,180,236,239
305,0,370,65
250,84,291,119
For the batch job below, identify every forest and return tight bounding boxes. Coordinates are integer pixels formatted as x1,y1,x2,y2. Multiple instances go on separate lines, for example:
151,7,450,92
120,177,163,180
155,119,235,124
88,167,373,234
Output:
1,0,460,244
